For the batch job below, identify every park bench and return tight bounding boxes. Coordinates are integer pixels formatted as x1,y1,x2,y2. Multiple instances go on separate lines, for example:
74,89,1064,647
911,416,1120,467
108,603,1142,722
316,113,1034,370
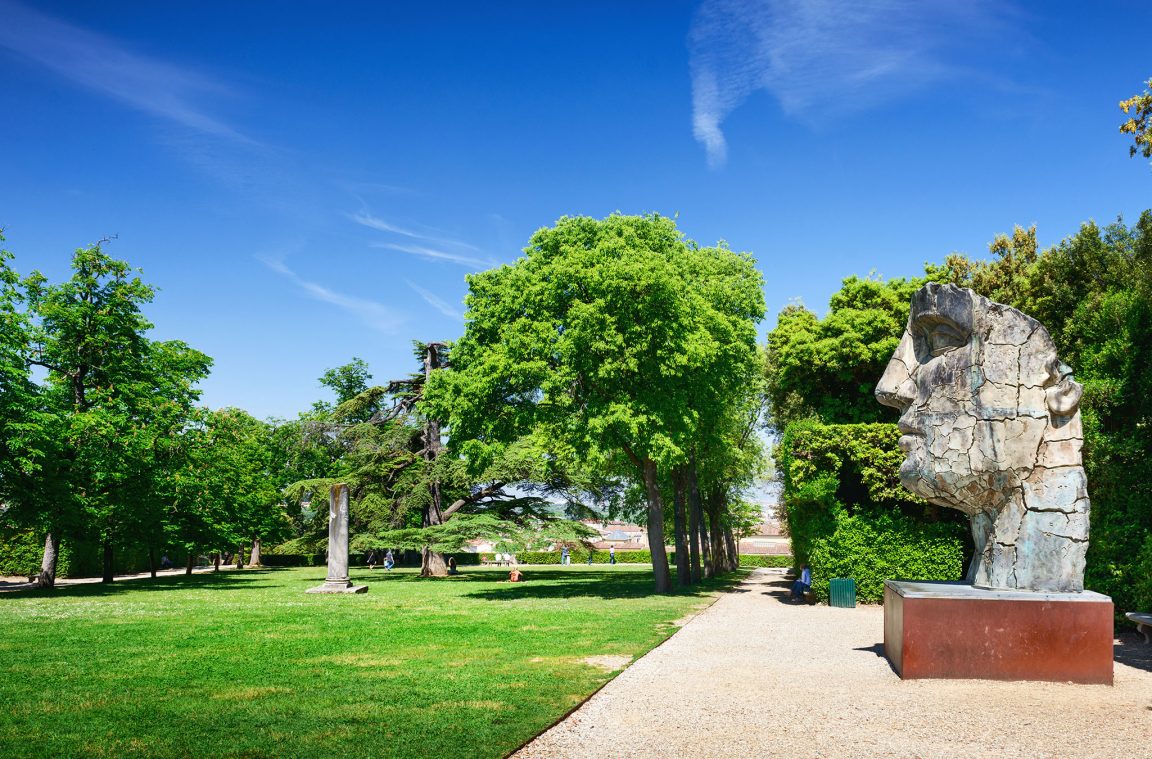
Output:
1126,612,1152,644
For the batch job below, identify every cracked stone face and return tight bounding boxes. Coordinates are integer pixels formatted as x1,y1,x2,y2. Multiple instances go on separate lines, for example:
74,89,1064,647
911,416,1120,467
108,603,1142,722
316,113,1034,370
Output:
876,283,1088,592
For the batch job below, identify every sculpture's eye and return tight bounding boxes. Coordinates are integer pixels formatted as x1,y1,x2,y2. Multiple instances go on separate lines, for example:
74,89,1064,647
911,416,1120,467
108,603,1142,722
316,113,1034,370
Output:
926,323,967,356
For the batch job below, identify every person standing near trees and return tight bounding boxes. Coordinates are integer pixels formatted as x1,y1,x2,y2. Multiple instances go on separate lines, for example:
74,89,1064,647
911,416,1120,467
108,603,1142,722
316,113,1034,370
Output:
561,545,570,565
609,546,616,565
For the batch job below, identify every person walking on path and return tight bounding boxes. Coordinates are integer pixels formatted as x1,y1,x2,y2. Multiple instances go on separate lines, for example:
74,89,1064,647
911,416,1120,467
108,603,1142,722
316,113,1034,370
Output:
609,546,616,565
561,546,570,565
366,550,378,569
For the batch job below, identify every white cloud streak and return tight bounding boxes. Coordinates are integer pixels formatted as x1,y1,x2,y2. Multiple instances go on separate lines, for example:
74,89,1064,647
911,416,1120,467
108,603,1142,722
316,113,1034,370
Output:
260,257,403,333
688,0,1013,167
349,211,481,252
0,1,250,142
406,280,463,321
372,242,493,269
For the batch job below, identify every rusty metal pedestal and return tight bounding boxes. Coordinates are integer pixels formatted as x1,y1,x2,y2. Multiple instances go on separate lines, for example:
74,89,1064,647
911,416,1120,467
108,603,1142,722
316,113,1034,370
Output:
884,580,1113,685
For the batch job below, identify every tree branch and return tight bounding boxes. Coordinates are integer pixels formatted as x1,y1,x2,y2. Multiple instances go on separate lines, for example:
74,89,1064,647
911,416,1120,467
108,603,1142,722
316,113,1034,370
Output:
442,480,507,520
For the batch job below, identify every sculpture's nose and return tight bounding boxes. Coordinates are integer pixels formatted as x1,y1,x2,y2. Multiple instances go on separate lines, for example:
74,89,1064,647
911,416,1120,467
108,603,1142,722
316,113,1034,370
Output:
876,331,917,410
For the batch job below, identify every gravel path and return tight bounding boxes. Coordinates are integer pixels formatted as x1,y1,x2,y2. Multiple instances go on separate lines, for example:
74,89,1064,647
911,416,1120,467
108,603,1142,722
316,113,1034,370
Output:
514,569,1152,759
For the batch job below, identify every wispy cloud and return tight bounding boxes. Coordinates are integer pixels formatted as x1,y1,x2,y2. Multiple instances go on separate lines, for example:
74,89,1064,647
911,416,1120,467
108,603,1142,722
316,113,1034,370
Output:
406,280,464,321
348,211,481,252
688,0,1014,167
372,242,493,269
260,257,403,333
0,1,250,142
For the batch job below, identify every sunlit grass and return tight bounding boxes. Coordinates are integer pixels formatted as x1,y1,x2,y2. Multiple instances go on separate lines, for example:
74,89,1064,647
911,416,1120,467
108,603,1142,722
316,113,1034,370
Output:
0,565,736,758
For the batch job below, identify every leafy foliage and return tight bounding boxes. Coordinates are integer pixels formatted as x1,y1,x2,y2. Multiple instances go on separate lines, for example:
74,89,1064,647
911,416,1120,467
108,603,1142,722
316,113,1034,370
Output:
764,275,920,431
776,420,968,602
1120,77,1152,160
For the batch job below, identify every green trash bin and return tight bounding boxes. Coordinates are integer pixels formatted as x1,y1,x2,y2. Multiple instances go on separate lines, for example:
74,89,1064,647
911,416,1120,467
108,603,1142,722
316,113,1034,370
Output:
829,577,856,608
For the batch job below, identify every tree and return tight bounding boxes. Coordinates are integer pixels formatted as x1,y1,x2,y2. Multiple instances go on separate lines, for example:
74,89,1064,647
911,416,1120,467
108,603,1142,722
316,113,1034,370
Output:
427,214,765,592
1120,77,1152,160
313,358,374,420
16,242,210,586
764,275,920,431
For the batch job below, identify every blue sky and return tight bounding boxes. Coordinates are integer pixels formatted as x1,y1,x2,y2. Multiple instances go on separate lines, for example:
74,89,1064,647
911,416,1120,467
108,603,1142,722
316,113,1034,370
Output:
1,0,1149,420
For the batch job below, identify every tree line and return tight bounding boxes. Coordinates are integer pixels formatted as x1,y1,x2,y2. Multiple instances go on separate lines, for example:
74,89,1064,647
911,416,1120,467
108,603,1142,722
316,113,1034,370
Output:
0,214,771,594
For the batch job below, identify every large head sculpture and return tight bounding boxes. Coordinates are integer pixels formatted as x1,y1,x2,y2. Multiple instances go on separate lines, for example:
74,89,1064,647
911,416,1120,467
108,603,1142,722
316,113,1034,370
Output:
875,283,1089,592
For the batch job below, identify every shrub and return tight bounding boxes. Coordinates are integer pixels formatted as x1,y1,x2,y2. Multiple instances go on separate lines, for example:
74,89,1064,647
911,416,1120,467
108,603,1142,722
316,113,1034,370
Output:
0,529,49,577
261,553,325,567
516,549,654,565
778,420,968,603
738,554,793,569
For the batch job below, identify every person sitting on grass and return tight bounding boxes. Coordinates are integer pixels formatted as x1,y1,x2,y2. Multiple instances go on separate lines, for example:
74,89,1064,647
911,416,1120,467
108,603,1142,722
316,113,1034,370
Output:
509,567,524,582
790,564,812,601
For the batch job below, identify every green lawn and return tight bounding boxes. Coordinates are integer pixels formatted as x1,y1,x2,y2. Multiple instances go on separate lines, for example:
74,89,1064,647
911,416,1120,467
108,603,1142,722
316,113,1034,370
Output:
0,565,737,758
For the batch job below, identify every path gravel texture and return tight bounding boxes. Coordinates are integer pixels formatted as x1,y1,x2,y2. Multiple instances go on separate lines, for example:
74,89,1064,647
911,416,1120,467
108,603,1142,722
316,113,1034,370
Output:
514,569,1152,759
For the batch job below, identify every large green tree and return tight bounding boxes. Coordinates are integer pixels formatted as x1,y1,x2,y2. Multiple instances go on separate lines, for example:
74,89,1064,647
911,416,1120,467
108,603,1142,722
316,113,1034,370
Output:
14,242,210,586
427,213,765,592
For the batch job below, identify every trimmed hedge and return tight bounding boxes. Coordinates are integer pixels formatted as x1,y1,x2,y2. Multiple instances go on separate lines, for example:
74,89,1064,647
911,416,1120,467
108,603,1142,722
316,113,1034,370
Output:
515,549,656,565
513,550,793,569
738,554,793,569
778,420,968,603
262,551,483,568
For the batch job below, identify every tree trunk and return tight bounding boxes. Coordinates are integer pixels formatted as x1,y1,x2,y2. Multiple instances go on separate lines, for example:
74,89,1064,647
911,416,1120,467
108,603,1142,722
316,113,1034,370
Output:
707,489,725,576
213,552,220,572
249,538,262,567
102,540,114,583
37,532,60,589
419,342,449,579
642,459,673,594
700,509,713,579
672,471,690,587
421,547,447,577
724,527,738,571
148,546,157,579
185,550,195,576
687,461,703,584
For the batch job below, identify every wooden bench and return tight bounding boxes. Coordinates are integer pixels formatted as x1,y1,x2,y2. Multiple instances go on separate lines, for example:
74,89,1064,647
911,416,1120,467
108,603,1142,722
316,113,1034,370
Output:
1127,612,1152,644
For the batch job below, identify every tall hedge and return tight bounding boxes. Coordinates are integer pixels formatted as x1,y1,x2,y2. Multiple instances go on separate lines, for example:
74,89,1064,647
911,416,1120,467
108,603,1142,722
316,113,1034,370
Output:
778,420,968,602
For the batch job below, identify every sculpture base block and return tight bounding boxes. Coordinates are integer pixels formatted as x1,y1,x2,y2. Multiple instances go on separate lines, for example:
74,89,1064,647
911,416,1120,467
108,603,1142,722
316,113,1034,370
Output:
307,580,368,594
884,581,1112,684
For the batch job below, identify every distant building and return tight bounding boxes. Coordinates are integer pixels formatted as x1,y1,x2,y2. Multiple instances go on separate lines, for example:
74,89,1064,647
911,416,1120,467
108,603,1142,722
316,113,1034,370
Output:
739,520,791,555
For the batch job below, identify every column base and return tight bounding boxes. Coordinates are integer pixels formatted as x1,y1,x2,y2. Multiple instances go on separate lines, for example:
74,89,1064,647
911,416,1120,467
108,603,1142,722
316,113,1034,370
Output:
307,580,368,594
884,580,1112,684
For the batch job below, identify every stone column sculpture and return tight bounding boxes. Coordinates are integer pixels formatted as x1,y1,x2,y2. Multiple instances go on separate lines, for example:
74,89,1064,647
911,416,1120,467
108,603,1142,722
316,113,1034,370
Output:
875,283,1089,592
307,483,368,594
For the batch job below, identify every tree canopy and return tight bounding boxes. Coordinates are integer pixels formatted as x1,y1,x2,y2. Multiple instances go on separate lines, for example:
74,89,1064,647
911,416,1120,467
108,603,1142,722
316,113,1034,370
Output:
426,213,766,592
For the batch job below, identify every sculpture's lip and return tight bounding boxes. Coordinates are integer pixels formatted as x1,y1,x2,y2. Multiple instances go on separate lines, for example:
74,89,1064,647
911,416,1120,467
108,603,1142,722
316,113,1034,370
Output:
898,434,920,453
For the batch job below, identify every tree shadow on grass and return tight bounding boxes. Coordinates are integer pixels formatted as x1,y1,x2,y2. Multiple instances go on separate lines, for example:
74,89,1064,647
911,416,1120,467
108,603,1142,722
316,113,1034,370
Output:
1,568,285,599
462,568,745,601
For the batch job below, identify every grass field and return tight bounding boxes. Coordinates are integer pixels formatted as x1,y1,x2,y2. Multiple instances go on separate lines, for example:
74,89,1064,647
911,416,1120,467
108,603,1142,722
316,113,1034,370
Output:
0,565,737,758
